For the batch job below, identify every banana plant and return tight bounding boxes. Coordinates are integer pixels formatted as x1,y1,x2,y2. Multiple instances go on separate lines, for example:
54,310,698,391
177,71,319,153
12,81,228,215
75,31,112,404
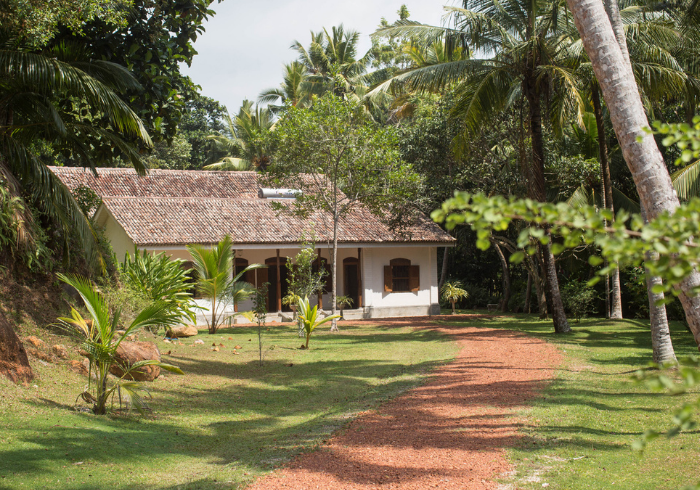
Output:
297,296,340,349
57,273,184,415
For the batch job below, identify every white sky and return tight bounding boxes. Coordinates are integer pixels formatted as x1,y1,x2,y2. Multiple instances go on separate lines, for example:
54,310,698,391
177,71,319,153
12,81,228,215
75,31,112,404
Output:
181,0,454,113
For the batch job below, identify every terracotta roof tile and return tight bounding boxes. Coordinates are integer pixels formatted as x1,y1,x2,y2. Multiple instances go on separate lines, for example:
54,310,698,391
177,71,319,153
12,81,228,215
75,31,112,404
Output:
51,167,454,246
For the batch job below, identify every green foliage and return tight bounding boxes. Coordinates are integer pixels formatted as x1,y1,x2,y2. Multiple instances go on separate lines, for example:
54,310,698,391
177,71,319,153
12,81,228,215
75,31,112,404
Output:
204,100,274,171
144,133,193,170
49,0,218,143
433,192,700,301
336,295,353,311
0,0,130,47
297,296,340,349
560,280,597,323
119,247,198,331
72,184,103,217
441,280,469,314
286,240,326,301
56,273,183,415
178,94,228,170
0,183,52,271
186,235,262,333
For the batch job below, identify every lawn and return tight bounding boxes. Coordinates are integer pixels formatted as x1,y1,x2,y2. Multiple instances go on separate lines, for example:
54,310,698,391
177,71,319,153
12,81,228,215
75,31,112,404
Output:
0,321,458,489
440,313,700,490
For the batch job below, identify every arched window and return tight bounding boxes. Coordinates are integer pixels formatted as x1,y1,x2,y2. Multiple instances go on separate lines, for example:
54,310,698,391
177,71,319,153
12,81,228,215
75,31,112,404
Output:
384,258,420,293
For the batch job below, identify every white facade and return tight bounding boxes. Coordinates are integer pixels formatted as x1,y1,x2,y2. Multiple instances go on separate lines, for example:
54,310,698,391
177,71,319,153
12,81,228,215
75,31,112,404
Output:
132,243,443,322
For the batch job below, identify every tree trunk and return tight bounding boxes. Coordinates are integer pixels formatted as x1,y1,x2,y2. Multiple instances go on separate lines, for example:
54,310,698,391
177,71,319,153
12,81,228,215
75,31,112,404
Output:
592,84,623,319
0,310,33,384
330,211,339,332
568,0,700,348
523,75,569,332
645,264,677,364
602,0,631,68
494,242,511,312
439,247,450,289
525,272,532,314
543,241,571,333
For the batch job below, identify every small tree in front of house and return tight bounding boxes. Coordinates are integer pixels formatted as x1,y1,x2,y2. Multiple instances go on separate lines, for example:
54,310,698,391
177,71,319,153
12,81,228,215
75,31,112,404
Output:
265,94,423,331
286,235,327,337
441,280,469,315
252,282,269,366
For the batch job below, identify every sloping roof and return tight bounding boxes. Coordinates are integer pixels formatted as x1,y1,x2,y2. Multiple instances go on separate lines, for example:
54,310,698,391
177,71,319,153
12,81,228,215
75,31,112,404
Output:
50,166,454,246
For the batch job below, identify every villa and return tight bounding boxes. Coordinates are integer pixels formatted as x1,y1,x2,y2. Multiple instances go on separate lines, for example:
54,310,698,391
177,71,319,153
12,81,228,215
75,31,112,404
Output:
51,166,455,320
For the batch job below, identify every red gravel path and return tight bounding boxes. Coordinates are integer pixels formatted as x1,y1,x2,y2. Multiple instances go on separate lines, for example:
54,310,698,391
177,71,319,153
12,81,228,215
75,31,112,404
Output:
249,317,562,490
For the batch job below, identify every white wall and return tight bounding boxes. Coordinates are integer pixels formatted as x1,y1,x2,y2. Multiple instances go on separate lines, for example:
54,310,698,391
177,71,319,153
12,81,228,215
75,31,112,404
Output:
361,246,439,316
99,212,135,261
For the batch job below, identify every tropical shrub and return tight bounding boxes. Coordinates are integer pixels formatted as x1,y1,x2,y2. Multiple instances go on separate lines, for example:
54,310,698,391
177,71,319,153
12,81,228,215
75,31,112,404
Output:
57,273,183,415
336,295,353,313
561,280,597,323
441,280,469,314
297,296,340,349
120,247,198,331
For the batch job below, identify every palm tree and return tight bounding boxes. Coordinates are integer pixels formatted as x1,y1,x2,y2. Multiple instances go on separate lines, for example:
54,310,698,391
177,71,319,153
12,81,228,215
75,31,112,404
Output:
370,0,585,333
57,273,183,414
567,0,700,349
258,61,310,114
186,235,263,333
204,100,274,171
0,42,151,267
292,25,369,100
441,280,469,314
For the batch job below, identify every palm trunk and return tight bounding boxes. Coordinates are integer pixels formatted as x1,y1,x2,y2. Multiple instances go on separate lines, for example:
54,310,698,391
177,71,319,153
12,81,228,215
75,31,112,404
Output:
494,242,511,312
451,300,456,315
568,0,700,348
439,247,450,289
592,84,623,319
523,75,569,332
525,272,532,314
645,264,677,364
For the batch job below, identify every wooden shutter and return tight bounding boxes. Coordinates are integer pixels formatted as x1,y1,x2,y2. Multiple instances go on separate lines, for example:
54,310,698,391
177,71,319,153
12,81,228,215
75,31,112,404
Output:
245,269,256,285
409,265,420,292
324,263,332,292
384,266,393,292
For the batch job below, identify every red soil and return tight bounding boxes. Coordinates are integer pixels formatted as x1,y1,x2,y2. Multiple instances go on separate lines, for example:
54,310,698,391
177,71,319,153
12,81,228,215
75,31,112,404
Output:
249,317,562,490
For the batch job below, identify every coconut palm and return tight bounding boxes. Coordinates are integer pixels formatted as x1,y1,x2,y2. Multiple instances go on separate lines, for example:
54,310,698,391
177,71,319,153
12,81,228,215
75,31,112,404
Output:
186,235,263,333
292,25,369,100
56,273,183,415
370,0,583,333
258,61,311,114
297,296,340,349
0,42,151,267
441,280,469,314
204,100,274,171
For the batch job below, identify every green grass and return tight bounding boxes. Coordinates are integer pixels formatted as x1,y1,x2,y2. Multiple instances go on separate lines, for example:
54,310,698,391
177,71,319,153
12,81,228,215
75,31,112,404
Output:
440,313,700,490
0,321,459,489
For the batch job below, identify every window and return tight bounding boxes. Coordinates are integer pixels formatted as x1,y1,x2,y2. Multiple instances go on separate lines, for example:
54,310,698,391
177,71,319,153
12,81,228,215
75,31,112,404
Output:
384,258,420,292
234,258,256,285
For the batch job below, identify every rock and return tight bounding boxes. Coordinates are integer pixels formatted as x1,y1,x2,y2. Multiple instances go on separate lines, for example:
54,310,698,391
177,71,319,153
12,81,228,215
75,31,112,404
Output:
234,345,242,349
69,359,89,376
115,329,125,337
109,341,161,382
125,334,136,342
25,336,45,348
52,344,68,359
194,339,204,345
166,325,199,338
25,347,54,363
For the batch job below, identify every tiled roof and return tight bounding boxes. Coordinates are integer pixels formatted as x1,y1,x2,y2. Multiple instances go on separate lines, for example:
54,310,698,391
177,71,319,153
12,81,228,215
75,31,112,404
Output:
50,166,260,199
51,167,454,246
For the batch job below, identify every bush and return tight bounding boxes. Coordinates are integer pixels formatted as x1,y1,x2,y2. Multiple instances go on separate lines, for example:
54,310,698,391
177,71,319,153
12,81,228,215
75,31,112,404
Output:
462,283,493,309
119,247,199,331
561,280,597,323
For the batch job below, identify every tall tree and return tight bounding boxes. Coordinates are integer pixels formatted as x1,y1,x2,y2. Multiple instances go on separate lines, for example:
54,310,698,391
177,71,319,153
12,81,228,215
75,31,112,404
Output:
265,94,423,330
204,100,274,171
566,0,700,348
370,0,585,333
258,62,311,114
